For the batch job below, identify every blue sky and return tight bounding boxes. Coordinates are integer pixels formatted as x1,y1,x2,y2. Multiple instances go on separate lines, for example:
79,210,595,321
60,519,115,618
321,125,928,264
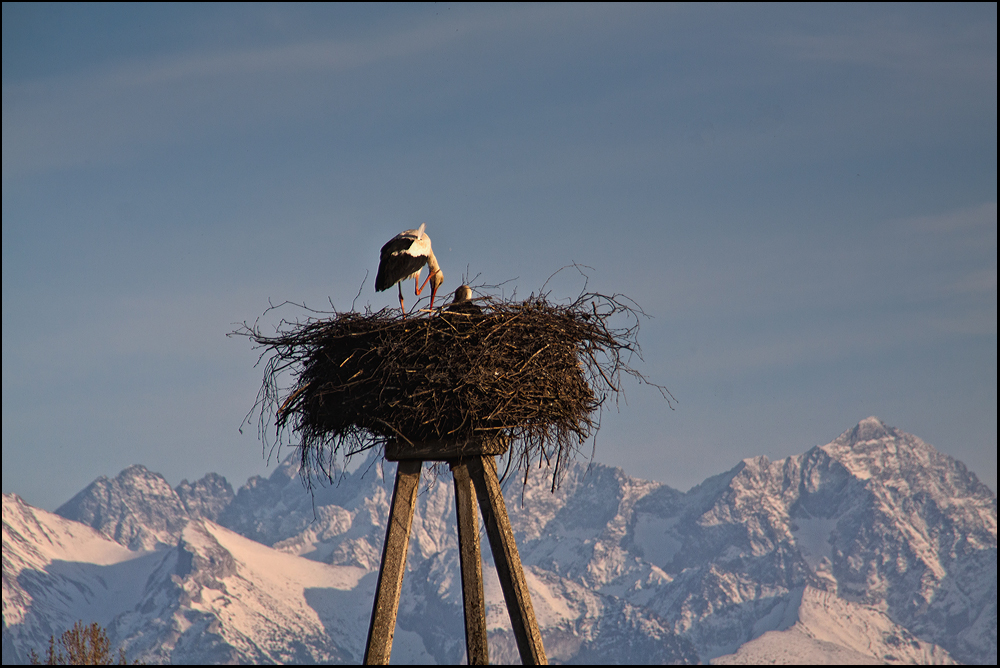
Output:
3,3,996,510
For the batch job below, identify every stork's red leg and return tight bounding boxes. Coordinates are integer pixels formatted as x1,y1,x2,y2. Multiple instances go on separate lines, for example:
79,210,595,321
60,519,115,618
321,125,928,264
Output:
429,283,439,310
398,283,406,313
416,269,438,296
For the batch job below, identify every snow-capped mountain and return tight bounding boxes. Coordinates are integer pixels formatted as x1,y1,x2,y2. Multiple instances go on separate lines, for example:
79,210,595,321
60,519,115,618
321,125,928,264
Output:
3,417,995,664
2,493,162,665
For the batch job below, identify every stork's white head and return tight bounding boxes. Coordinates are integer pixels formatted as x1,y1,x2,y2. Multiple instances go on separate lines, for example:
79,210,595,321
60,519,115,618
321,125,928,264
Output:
424,249,444,308
430,267,445,293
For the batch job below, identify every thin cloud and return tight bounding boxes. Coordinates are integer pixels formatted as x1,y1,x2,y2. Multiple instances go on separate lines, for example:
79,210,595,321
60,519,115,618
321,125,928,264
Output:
892,201,997,235
778,11,997,80
674,305,994,380
2,6,541,177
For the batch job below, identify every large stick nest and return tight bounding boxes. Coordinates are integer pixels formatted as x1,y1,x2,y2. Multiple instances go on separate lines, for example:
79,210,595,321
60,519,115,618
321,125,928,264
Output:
238,291,672,488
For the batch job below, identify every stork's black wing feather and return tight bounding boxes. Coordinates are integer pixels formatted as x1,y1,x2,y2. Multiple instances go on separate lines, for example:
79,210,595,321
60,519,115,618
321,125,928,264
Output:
376,250,429,292
379,235,417,258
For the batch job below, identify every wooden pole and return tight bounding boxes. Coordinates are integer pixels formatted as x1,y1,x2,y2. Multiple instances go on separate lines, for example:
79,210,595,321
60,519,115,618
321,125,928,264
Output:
467,456,548,665
450,459,489,665
373,441,546,665
363,460,422,665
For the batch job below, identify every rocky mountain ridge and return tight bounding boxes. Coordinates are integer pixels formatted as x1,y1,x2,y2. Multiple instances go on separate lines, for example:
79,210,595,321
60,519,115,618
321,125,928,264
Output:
3,417,995,664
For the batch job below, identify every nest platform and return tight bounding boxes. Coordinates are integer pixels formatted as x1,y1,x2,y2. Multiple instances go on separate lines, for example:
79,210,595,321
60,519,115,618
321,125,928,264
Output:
243,292,668,487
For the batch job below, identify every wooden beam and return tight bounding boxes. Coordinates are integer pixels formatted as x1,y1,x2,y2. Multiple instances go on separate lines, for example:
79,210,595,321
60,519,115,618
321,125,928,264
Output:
363,460,422,665
385,437,508,461
450,459,489,665
468,456,548,665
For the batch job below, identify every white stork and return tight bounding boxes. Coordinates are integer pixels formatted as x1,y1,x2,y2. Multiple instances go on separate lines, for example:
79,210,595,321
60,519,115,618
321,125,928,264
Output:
375,223,444,312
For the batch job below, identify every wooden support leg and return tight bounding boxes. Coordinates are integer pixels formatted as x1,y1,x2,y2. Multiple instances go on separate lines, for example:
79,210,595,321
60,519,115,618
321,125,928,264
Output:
450,459,489,665
364,460,422,665
467,456,548,665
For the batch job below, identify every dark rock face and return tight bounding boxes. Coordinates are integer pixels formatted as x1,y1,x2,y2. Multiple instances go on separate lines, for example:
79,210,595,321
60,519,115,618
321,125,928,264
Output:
56,465,238,551
55,465,190,550
175,473,234,522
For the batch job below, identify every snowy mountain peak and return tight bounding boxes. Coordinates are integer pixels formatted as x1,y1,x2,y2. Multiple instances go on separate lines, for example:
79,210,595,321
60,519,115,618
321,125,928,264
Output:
839,415,897,445
55,465,188,551
55,465,239,551
820,417,995,510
